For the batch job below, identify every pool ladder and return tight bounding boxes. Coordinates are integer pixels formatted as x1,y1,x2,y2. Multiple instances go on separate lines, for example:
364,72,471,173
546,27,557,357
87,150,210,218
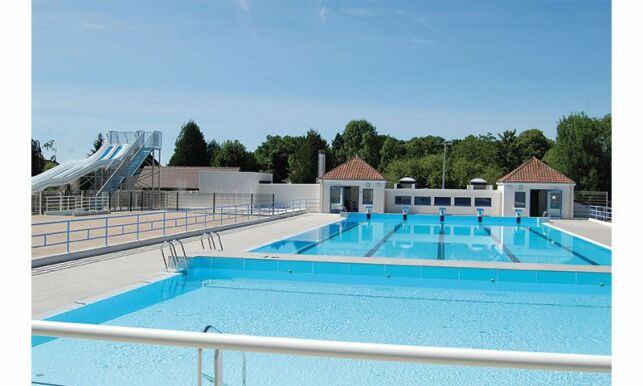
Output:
200,231,224,251
160,239,188,273
198,324,246,386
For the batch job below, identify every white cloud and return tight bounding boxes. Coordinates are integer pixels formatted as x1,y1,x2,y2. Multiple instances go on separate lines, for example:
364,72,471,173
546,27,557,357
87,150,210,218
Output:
235,0,250,13
320,6,328,24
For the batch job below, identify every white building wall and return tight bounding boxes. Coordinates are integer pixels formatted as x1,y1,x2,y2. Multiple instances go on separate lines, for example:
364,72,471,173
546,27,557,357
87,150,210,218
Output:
198,171,273,194
499,182,575,219
258,184,321,211
320,180,386,213
384,188,502,216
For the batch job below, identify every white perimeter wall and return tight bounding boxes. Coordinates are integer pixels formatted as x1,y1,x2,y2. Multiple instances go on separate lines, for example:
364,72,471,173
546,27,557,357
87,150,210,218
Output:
258,184,320,211
498,183,575,218
199,171,273,194
385,188,502,216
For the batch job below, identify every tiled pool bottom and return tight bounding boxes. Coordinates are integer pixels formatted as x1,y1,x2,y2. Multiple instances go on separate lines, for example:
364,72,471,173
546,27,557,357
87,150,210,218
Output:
32,257,611,386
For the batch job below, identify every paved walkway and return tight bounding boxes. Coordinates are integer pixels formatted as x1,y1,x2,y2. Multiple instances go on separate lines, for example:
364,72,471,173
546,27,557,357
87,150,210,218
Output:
32,213,340,318
546,219,612,247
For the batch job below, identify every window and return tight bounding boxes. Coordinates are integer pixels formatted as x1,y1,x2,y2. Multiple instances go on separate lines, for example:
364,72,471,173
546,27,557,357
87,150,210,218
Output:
434,197,451,206
330,186,342,204
474,197,492,207
454,197,471,207
395,196,412,205
514,192,526,208
414,196,431,206
362,188,373,205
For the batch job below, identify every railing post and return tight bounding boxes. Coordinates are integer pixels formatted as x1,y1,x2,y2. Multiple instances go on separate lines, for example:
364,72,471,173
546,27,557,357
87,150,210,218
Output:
212,193,216,214
214,349,223,386
272,194,275,216
220,206,223,225
104,218,109,246
136,214,140,241
129,191,133,212
197,348,203,386
250,193,254,215
66,221,70,253
185,210,189,232
163,212,166,236
176,191,179,212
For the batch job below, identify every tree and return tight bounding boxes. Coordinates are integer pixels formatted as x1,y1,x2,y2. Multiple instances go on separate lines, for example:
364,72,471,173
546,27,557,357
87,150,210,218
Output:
335,120,382,169
289,130,329,183
330,133,346,166
516,129,552,161
32,139,46,176
254,135,300,182
545,113,611,191
168,120,210,166
379,136,405,170
88,133,105,156
212,140,257,171
404,135,444,159
207,139,221,165
384,154,444,188
496,130,522,174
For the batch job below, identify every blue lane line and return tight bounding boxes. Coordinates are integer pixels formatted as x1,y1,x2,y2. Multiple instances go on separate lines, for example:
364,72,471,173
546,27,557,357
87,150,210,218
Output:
483,227,521,263
527,228,599,265
295,221,360,254
364,223,403,257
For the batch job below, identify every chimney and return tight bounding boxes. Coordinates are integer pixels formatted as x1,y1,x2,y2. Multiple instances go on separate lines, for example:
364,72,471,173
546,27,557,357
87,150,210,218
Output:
318,150,326,179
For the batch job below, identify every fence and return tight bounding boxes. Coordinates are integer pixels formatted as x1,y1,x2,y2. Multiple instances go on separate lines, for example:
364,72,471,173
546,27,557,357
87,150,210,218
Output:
31,199,319,257
32,191,276,215
32,320,611,386
575,191,609,207
588,205,612,222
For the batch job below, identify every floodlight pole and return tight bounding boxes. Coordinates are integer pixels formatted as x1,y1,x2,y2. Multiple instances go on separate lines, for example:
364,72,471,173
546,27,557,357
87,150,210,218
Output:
441,142,450,189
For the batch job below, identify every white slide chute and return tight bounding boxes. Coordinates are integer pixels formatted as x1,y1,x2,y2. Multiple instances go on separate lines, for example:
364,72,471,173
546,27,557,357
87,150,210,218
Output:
32,131,161,193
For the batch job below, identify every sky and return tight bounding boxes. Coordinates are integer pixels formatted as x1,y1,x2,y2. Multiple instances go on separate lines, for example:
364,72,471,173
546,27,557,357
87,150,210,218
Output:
32,0,611,164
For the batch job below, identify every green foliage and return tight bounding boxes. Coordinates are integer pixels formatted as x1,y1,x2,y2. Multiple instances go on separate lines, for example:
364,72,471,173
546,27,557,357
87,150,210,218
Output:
168,120,210,166
254,135,301,182
516,129,552,161
379,136,406,170
333,120,382,169
207,140,221,165
496,130,522,174
404,136,444,159
545,113,611,191
32,139,45,176
289,130,329,183
88,133,105,156
212,140,258,171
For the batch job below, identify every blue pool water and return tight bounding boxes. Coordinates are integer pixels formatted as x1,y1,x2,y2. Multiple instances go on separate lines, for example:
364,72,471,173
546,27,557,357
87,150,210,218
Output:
252,214,612,266
32,257,611,385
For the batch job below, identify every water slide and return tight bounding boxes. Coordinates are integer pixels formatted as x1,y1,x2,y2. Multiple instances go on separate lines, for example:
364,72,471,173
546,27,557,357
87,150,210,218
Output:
31,142,131,192
31,131,162,193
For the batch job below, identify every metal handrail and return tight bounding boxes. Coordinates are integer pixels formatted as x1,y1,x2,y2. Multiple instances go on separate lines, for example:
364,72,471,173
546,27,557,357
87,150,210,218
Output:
32,320,611,376
209,231,223,251
32,199,317,253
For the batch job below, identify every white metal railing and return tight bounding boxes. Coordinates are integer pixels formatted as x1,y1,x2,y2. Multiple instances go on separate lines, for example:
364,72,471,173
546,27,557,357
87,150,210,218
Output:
44,195,110,212
588,205,612,222
32,320,611,386
32,199,318,255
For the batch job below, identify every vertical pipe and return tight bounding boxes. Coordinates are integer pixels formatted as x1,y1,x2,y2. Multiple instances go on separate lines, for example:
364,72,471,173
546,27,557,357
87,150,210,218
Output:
136,214,140,241
272,194,275,216
212,193,216,214
129,191,133,212
66,221,70,253
176,191,179,212
163,212,166,236
214,349,223,386
104,218,109,246
220,206,223,226
197,348,203,386
250,193,254,216
185,210,188,232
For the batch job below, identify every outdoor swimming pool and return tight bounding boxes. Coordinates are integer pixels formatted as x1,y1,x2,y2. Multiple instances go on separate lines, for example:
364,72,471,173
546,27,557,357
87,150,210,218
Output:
252,214,612,266
32,257,610,385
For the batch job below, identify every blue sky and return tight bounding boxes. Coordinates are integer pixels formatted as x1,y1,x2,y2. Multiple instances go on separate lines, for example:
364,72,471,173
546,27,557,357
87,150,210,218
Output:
32,0,611,163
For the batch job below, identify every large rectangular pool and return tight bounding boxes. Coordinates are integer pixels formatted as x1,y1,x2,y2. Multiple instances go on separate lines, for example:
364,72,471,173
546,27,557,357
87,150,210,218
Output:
251,214,612,266
32,257,611,385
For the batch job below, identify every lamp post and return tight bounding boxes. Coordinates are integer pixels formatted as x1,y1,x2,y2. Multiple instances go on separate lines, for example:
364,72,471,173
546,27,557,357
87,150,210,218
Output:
441,141,451,189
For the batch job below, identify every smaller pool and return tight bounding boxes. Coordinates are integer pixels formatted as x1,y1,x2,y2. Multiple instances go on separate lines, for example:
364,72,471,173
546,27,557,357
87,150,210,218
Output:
252,214,612,266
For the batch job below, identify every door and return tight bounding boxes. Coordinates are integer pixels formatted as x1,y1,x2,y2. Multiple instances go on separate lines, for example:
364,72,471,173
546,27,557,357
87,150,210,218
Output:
547,190,562,218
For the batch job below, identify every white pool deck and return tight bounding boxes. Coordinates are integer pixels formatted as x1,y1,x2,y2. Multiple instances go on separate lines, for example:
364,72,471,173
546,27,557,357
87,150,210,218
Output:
32,213,612,318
